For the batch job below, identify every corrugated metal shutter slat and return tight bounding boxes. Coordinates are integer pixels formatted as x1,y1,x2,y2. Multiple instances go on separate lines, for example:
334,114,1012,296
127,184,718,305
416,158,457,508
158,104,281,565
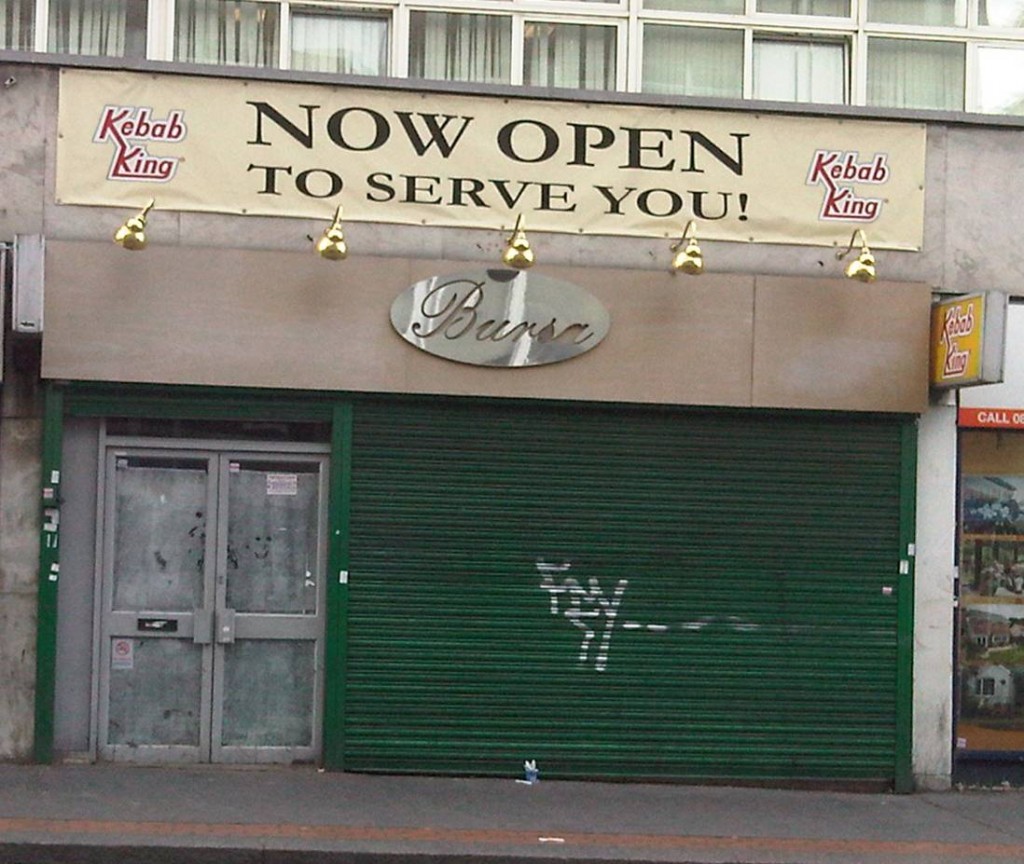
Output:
344,400,903,783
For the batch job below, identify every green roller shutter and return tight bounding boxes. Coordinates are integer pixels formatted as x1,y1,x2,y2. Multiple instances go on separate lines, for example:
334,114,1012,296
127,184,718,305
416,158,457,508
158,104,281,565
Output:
343,398,910,784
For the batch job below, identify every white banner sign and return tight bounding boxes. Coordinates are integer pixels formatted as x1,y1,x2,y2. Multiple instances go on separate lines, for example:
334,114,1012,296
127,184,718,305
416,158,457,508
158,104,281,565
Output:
56,68,927,248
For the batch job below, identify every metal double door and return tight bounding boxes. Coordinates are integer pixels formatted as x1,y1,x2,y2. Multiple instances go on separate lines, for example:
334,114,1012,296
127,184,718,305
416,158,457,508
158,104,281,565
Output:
97,445,328,763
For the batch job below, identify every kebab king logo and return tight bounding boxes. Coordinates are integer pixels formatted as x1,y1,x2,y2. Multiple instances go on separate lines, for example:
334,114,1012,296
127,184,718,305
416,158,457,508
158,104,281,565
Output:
938,300,976,379
806,149,891,223
93,105,187,182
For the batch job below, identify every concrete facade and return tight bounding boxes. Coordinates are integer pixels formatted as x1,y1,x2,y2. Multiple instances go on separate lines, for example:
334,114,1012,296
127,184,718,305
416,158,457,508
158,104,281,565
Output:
0,52,1015,784
0,354,42,760
913,396,958,790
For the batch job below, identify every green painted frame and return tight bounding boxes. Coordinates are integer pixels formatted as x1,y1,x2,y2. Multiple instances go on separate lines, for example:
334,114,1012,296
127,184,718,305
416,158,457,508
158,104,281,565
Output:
323,403,352,769
33,382,351,765
33,384,64,764
894,417,919,794
33,381,917,786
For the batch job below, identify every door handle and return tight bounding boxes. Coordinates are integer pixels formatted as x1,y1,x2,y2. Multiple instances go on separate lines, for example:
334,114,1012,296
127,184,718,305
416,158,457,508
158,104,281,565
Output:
216,608,236,644
193,608,213,645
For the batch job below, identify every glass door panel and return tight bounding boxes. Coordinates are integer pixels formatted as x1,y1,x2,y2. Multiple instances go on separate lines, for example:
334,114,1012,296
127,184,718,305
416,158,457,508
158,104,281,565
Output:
108,638,204,747
100,453,215,762
221,640,316,747
225,460,321,615
214,455,327,762
111,456,208,611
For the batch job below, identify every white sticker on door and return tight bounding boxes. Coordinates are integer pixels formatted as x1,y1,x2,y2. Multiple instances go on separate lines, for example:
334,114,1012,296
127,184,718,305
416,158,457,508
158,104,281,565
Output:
266,473,299,496
111,638,134,670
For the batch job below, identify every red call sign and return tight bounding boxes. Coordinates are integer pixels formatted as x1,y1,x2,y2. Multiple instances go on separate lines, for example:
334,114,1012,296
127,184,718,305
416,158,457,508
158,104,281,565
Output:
959,407,1024,430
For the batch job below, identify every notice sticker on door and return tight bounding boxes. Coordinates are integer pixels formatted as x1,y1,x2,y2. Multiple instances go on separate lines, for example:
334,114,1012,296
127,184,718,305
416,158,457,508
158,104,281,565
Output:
266,473,299,496
111,638,134,670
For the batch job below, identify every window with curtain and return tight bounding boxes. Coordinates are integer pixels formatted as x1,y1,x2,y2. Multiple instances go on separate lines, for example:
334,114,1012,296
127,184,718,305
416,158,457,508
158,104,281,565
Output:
49,0,147,56
1,0,33,49
175,0,279,67
408,11,511,84
290,8,388,75
644,0,743,12
758,0,850,15
753,38,846,102
979,0,1024,26
866,37,964,109
523,21,616,90
867,0,963,25
641,25,743,97
977,45,1024,113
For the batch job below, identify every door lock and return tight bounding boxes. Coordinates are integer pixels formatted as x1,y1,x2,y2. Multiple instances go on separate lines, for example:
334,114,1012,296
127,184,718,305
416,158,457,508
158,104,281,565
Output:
193,608,213,645
216,608,236,644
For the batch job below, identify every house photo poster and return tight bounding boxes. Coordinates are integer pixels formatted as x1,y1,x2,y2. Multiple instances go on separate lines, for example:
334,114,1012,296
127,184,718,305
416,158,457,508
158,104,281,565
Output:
959,475,1024,751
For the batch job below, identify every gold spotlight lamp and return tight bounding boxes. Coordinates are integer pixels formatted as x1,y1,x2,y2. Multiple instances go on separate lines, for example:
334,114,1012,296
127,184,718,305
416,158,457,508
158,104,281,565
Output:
315,204,348,261
836,229,876,283
670,220,703,275
501,214,535,270
113,200,155,251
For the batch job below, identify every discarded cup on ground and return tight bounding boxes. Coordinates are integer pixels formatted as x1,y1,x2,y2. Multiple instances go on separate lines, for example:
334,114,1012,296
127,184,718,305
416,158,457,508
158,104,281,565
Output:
524,759,539,783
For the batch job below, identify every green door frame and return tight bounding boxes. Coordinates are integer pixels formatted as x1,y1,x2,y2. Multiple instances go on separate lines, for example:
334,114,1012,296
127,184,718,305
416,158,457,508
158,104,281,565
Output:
323,403,352,769
33,382,352,768
894,417,919,794
33,384,64,764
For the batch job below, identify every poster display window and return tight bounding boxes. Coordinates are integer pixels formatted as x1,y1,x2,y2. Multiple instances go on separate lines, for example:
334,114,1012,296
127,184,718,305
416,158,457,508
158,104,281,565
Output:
958,430,1024,752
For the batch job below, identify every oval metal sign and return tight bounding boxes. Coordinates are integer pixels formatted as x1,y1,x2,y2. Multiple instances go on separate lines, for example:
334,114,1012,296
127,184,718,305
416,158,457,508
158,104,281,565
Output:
390,269,610,368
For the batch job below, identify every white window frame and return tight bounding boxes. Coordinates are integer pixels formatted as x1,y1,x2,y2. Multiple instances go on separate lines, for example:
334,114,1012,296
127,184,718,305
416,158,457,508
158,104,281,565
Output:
13,0,1024,113
33,0,48,52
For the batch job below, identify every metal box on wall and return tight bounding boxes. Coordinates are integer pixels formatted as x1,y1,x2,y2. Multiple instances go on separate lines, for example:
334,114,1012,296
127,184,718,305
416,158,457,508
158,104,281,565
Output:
13,233,44,334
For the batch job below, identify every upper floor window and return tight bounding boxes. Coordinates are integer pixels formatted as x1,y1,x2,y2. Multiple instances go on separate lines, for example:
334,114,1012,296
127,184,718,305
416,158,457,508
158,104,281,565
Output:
13,0,1024,115
641,25,743,98
867,36,965,109
758,0,850,15
977,44,1024,112
642,25,848,104
176,0,279,67
290,7,388,76
48,0,147,57
408,11,511,84
867,0,965,26
753,37,847,102
524,21,617,90
1,0,34,50
644,0,743,11
980,0,1024,26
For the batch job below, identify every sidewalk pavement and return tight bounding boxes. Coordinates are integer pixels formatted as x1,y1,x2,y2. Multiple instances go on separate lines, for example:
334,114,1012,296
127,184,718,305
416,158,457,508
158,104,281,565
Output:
1,764,1024,864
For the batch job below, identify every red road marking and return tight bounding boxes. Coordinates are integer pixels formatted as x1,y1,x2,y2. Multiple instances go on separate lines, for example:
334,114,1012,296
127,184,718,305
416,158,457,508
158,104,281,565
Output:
2,817,1024,858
